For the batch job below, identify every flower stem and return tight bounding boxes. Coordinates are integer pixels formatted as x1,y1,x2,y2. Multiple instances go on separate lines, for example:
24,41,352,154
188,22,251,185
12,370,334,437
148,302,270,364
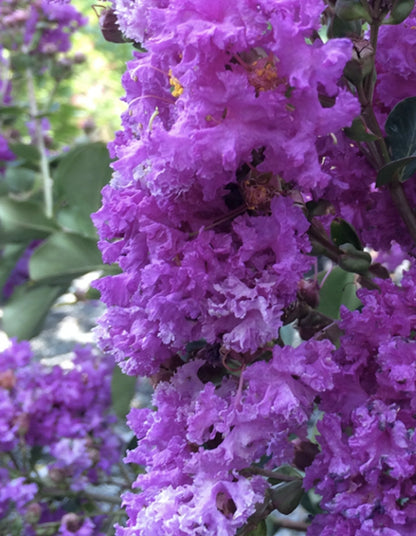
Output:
26,68,53,219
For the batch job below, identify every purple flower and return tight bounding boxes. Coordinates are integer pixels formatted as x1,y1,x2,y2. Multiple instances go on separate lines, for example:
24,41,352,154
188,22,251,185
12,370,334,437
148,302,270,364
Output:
119,340,335,535
304,267,416,534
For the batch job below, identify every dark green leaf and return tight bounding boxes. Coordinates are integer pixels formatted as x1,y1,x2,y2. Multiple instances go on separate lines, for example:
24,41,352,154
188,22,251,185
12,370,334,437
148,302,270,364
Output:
317,267,361,319
384,97,416,182
338,243,372,275
111,366,137,420
30,445,44,468
344,117,379,142
29,232,104,284
54,142,112,237
383,0,415,24
376,155,416,186
2,284,67,340
330,218,362,250
327,14,363,38
269,480,304,515
0,105,26,117
0,198,59,243
334,0,372,22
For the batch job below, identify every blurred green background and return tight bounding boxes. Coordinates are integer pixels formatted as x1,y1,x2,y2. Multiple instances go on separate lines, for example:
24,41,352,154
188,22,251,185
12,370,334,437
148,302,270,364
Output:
56,0,133,144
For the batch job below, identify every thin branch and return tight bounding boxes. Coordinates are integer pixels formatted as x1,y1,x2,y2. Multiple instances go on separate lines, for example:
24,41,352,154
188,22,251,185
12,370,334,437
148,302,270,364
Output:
389,181,416,244
26,67,53,219
240,466,302,482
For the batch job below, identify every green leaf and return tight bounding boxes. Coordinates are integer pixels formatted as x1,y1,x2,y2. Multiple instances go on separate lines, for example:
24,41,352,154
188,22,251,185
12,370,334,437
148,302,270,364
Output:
301,489,323,515
269,480,304,515
54,142,112,237
8,143,41,166
330,218,362,250
317,267,361,319
4,166,37,194
338,244,372,275
344,117,379,142
327,14,363,38
57,206,97,239
334,0,372,22
376,155,416,186
2,284,67,340
0,198,59,243
111,366,137,420
0,105,26,118
384,97,416,182
0,244,28,296
29,231,104,284
383,0,415,24
243,520,267,536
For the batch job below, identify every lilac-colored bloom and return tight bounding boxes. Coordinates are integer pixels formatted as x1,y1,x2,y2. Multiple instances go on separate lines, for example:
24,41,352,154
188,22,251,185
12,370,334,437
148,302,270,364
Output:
305,267,416,534
94,0,359,375
120,340,335,535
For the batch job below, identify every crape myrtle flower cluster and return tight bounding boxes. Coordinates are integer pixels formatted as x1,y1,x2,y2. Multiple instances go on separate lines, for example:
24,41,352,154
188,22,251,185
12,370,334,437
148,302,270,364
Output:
0,339,120,536
305,267,416,535
92,0,416,535
93,0,359,375
317,9,416,258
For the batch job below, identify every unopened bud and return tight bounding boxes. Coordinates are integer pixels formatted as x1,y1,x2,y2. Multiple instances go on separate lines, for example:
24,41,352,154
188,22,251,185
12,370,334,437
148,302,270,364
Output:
99,8,126,43
61,513,83,533
73,52,86,64
343,39,374,85
269,479,304,515
49,467,67,483
0,369,16,390
24,502,42,525
293,439,320,470
297,279,320,309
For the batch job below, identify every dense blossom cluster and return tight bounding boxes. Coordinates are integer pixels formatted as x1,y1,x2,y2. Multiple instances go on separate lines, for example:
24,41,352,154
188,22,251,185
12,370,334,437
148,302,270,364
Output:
89,0,416,535
121,339,336,534
0,339,120,535
305,268,416,535
93,0,359,376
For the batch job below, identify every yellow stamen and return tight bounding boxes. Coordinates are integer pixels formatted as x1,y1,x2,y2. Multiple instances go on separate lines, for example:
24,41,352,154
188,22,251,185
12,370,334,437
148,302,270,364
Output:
169,69,184,97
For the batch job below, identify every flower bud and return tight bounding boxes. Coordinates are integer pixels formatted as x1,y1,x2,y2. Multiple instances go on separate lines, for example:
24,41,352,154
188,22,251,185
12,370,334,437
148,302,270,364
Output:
269,479,304,515
293,439,320,470
99,8,126,43
343,39,374,85
61,513,83,533
0,369,16,389
24,502,42,525
297,279,320,309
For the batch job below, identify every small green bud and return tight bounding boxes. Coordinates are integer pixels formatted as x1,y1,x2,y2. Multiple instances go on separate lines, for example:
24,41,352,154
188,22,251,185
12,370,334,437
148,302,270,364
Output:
269,479,304,515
